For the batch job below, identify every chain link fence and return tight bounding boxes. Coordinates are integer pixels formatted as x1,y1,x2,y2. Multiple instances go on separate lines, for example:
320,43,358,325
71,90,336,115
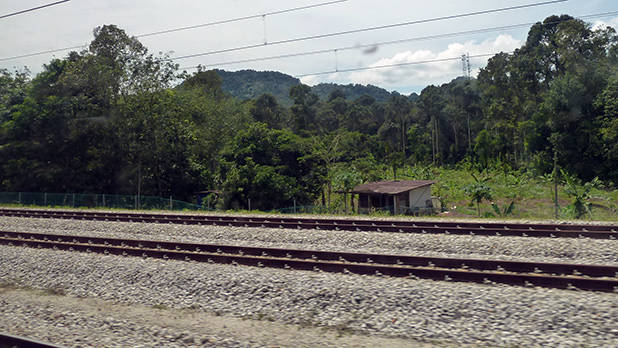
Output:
275,204,436,215
0,192,202,211
274,204,397,215
1,192,436,215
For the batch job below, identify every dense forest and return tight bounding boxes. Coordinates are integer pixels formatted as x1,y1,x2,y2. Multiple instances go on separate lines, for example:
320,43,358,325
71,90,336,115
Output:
0,15,617,213
215,69,401,106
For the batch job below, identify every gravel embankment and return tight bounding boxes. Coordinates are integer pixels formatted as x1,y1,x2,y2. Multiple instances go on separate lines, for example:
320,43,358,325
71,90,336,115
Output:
1,216,617,265
1,287,429,348
0,244,617,347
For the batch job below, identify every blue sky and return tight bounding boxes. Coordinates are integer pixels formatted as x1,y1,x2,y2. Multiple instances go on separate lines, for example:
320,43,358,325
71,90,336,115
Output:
1,0,617,94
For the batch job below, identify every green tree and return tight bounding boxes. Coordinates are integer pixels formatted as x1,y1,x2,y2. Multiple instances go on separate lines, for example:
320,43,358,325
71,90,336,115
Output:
311,133,344,206
332,169,362,213
473,129,496,170
220,123,323,210
418,85,446,164
464,173,493,217
289,84,319,133
178,68,224,99
594,72,618,183
0,68,29,123
251,93,285,129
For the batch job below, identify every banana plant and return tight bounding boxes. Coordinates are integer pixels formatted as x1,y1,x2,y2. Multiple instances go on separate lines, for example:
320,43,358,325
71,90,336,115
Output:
491,200,515,217
464,172,493,217
561,170,600,219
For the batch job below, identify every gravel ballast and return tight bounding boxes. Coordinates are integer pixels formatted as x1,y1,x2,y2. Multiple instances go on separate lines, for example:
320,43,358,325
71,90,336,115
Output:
0,245,617,347
1,215,617,347
1,287,430,348
1,216,617,265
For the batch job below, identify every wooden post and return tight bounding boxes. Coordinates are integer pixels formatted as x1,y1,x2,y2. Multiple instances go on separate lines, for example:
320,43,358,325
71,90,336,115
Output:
393,195,397,215
553,150,559,219
351,194,355,214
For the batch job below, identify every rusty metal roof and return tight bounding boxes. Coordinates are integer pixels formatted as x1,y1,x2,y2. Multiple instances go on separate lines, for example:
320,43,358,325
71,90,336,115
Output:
351,180,434,195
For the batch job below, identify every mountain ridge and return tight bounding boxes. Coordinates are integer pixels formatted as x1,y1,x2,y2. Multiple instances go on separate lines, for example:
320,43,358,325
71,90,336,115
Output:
214,69,417,105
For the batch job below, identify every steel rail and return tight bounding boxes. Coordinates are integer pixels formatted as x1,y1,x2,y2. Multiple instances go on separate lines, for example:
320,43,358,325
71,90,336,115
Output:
1,231,617,292
1,208,617,239
0,332,65,348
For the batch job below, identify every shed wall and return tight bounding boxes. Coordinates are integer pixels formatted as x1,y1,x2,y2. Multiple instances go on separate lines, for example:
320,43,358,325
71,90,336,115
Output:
408,186,431,209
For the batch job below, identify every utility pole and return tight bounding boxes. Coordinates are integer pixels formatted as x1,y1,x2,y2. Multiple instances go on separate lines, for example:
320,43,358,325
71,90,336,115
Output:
550,133,560,220
553,148,559,219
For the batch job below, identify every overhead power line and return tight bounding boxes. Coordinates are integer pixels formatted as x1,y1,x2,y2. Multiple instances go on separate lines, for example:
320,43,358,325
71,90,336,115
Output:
0,45,86,62
0,0,70,19
293,52,500,77
138,0,348,38
169,0,567,62
183,10,618,70
1,0,564,63
0,0,347,62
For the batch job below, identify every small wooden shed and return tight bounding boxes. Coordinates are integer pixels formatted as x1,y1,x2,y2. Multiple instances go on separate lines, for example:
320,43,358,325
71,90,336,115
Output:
352,180,435,215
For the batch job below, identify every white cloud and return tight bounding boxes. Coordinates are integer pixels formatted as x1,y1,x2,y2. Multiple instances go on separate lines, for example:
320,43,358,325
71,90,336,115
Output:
592,17,618,31
301,34,521,89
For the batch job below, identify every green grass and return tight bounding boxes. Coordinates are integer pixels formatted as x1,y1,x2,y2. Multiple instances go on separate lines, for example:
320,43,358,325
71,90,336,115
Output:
1,166,616,221
397,165,617,221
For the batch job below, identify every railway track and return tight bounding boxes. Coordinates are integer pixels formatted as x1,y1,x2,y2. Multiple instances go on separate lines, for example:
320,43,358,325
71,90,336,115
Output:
0,208,617,239
0,332,64,348
1,230,617,292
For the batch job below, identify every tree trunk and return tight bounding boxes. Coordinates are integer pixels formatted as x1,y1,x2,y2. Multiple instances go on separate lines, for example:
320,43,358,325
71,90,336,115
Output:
351,194,355,214
434,117,440,164
393,162,397,180
453,123,458,151
137,162,141,210
328,181,333,208
431,117,436,164
467,113,471,151
401,120,406,169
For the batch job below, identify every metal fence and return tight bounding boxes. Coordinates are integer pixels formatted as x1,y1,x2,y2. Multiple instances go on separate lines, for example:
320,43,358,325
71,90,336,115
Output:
275,204,436,215
0,192,202,211
275,204,400,215
1,192,437,215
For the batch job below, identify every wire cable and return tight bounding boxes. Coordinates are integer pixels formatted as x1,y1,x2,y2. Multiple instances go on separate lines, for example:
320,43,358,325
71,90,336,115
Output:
0,0,70,19
181,10,618,70
0,0,347,62
169,0,567,62
293,52,500,77
0,45,86,62
136,0,348,38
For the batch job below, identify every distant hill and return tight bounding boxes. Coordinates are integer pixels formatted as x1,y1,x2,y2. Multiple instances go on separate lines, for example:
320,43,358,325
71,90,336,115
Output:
310,83,395,103
215,69,301,106
214,69,413,106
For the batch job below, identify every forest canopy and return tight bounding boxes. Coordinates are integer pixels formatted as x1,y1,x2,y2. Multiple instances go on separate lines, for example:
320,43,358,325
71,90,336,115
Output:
1,16,617,211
